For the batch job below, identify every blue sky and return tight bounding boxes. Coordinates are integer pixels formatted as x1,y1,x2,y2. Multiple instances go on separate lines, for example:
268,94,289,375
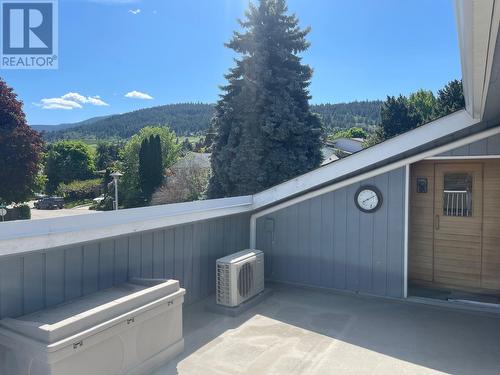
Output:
3,0,461,125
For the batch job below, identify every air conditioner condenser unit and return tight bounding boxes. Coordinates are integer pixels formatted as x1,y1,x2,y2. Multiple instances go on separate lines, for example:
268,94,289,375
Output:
216,249,264,307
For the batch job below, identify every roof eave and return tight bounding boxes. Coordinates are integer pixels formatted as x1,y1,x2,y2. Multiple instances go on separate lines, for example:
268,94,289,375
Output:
455,0,500,120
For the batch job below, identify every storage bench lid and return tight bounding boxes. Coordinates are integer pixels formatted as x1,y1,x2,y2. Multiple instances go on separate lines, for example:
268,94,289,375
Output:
0,278,181,344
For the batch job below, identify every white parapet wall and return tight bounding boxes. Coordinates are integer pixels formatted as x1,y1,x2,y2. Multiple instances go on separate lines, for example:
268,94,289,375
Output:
0,196,254,257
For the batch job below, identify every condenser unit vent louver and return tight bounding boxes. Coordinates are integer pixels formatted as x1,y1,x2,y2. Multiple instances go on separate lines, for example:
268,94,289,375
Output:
216,249,264,307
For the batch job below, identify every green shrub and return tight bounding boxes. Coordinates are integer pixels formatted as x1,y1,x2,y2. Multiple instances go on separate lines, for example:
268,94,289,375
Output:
17,204,31,219
3,204,31,221
56,178,102,201
328,127,367,140
91,196,114,211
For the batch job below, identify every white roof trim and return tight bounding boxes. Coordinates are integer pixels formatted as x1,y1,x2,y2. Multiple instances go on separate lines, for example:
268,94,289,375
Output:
252,110,478,210
0,196,253,257
455,0,500,119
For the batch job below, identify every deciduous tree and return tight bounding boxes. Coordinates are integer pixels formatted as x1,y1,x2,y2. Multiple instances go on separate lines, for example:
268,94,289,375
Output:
0,78,43,203
45,141,96,193
408,89,436,123
95,141,122,170
329,127,367,140
151,153,211,205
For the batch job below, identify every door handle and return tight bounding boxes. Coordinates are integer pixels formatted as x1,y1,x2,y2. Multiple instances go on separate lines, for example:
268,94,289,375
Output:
435,215,440,230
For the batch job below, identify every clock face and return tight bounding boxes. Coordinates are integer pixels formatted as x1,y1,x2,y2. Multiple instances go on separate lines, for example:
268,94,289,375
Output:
355,187,382,212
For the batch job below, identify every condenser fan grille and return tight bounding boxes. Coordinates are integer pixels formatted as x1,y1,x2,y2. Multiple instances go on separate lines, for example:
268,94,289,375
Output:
238,262,254,298
216,249,264,307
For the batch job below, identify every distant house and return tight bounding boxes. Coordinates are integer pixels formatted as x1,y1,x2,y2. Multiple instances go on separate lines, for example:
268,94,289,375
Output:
326,137,364,156
321,153,339,166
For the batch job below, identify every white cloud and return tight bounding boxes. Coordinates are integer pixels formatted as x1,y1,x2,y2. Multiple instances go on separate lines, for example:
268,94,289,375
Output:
36,92,109,110
125,90,153,100
38,98,82,110
60,92,86,103
86,96,108,106
61,92,108,106
128,8,141,15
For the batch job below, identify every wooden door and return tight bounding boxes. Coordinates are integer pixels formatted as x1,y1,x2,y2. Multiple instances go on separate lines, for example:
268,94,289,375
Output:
482,161,500,290
433,163,483,289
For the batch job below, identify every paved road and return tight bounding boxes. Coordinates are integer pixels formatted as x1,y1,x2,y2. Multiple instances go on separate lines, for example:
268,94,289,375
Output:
29,202,101,220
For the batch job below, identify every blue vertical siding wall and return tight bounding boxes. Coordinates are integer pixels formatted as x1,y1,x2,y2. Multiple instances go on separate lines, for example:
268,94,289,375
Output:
0,213,250,319
256,167,406,298
437,133,500,156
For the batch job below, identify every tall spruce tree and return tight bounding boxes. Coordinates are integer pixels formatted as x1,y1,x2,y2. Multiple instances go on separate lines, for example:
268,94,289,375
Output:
208,0,322,198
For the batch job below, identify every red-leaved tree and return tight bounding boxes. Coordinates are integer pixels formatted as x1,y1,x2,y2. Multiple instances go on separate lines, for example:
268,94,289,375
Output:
0,78,43,204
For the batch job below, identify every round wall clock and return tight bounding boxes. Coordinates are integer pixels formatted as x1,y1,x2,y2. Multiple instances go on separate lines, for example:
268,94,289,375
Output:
354,186,382,213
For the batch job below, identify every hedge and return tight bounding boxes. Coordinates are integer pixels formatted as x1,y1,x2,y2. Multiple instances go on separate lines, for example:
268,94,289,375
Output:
56,178,103,201
3,204,30,221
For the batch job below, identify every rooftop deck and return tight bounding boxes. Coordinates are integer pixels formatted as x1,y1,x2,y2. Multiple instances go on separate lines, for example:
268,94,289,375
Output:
155,284,500,375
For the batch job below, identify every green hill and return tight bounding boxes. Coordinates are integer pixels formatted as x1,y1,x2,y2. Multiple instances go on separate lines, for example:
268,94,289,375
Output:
40,103,214,142
32,115,111,133
37,101,382,142
312,100,382,130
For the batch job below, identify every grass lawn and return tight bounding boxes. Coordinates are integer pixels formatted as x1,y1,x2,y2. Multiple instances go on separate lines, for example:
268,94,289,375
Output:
177,135,204,144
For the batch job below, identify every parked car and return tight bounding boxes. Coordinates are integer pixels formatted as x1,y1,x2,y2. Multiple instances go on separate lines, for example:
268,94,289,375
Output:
34,197,65,210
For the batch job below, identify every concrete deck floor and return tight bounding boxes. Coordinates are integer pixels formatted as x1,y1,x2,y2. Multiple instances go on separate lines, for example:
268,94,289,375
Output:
154,284,500,375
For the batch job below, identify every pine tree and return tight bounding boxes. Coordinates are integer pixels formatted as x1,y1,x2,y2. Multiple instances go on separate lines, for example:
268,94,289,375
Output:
208,0,322,198
435,79,464,117
0,78,43,203
379,95,422,140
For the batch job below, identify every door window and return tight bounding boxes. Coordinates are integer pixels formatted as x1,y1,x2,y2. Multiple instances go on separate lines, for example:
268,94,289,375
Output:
443,173,473,217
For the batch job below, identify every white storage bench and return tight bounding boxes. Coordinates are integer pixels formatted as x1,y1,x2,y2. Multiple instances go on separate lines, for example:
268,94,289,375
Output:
0,278,185,375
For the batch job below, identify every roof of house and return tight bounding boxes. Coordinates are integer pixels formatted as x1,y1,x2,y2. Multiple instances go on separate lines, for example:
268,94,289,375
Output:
321,154,340,166
329,137,365,154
